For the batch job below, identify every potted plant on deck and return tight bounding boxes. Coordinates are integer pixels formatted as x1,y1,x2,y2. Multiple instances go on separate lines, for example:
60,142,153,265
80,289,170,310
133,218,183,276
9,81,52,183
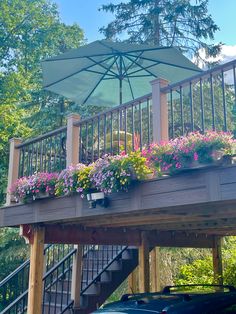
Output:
10,172,58,203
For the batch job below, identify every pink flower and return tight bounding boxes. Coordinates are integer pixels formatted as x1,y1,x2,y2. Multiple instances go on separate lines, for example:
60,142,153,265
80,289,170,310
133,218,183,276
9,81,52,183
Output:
194,152,198,161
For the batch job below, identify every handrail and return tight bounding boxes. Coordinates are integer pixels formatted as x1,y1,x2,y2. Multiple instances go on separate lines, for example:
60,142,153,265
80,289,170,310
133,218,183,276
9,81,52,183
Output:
0,290,28,314
43,248,77,281
81,245,127,294
0,244,51,288
161,58,236,93
16,126,67,149
0,259,29,288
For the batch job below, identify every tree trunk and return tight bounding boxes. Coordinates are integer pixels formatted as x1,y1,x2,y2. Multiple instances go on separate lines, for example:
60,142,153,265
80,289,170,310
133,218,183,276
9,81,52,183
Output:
153,0,160,45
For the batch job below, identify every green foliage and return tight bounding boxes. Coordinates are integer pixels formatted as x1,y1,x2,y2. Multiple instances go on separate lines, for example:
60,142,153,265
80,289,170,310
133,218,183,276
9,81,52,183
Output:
100,0,221,60
0,228,28,281
0,0,85,205
0,0,85,279
175,237,236,287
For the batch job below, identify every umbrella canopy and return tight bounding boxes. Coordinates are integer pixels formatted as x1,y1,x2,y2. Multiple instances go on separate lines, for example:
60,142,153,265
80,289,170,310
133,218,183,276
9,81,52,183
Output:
42,40,201,107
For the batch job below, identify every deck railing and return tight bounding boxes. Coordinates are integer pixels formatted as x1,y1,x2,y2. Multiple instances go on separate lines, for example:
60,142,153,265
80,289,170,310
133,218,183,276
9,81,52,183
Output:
162,59,236,138
76,93,152,164
8,59,236,184
16,127,67,177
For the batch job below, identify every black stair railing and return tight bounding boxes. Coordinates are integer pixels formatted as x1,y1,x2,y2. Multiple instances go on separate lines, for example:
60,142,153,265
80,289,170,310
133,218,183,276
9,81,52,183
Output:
0,244,74,314
1,244,127,314
41,245,126,314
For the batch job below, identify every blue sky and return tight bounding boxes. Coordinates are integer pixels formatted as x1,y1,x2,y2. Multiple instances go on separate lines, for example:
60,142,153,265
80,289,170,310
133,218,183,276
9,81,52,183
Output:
54,0,236,45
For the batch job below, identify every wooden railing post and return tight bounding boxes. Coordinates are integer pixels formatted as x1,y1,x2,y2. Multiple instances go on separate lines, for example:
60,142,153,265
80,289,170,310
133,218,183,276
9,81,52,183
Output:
66,113,80,167
212,236,223,285
150,247,161,292
27,226,45,314
150,78,169,143
139,232,150,293
71,244,83,309
6,138,22,205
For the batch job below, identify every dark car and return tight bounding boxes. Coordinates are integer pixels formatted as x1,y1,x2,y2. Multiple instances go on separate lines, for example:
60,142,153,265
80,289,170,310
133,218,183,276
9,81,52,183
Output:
93,285,236,314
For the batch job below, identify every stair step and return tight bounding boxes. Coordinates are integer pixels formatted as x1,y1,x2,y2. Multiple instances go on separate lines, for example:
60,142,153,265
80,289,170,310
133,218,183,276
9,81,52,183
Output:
106,259,122,271
43,302,73,314
44,289,71,304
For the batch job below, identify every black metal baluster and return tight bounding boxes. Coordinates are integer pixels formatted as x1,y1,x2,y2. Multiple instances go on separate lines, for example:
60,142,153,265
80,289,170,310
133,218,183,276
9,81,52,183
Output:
49,136,52,172
26,146,30,176
118,110,120,154
30,143,35,174
79,123,82,163
39,141,43,171
221,70,227,131
170,90,174,138
124,107,127,152
180,86,184,136
233,65,236,131
110,112,113,155
35,141,39,173
189,82,194,132
59,132,63,171
91,120,94,162
132,104,135,150
139,102,142,150
147,98,151,146
210,74,216,131
104,114,107,155
18,148,22,178
54,267,59,314
85,122,88,164
200,78,205,133
97,117,100,159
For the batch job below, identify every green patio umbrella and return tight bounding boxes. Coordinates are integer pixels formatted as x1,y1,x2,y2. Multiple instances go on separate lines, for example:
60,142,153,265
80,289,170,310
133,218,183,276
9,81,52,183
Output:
42,40,201,107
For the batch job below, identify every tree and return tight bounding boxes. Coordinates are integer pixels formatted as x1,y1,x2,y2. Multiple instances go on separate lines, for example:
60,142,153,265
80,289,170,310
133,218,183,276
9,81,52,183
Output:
99,0,221,60
0,0,85,279
175,237,236,287
0,0,85,203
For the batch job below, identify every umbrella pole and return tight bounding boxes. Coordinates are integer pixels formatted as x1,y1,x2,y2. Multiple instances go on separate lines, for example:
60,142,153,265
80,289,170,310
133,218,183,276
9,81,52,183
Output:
119,77,122,105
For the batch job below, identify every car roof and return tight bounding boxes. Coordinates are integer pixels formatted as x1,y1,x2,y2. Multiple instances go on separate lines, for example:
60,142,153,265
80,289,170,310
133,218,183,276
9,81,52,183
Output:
165,291,236,313
94,286,236,314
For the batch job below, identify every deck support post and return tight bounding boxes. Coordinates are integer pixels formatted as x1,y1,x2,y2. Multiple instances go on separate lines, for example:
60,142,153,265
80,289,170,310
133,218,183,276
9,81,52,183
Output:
150,78,169,143
150,247,161,292
6,138,22,205
71,244,83,309
139,232,150,293
27,226,45,314
66,113,80,167
128,267,139,293
212,236,223,285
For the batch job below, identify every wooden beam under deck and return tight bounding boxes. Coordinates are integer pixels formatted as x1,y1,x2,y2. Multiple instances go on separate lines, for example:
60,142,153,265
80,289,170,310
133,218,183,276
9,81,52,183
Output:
41,225,216,248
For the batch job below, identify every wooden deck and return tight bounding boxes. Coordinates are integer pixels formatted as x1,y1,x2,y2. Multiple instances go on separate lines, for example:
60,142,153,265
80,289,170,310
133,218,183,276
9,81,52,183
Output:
2,164,236,238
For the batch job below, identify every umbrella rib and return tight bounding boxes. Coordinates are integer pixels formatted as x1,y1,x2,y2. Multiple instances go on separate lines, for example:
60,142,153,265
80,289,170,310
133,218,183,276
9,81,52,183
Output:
44,55,114,88
127,61,160,76
86,56,118,77
125,55,158,78
127,53,202,73
82,56,120,105
122,52,143,77
121,57,134,100
85,69,115,77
